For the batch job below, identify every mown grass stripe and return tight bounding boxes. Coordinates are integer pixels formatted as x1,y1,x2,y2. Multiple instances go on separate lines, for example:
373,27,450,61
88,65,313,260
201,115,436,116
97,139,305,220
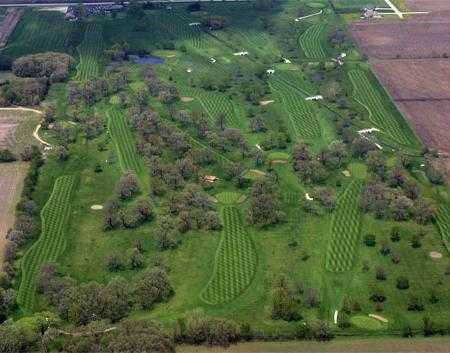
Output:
17,176,76,312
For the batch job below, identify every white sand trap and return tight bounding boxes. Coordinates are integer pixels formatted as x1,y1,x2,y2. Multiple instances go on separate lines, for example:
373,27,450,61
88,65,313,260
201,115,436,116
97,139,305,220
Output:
181,96,194,102
91,205,103,210
369,314,388,323
334,310,338,324
237,195,248,204
249,169,266,176
255,144,262,150
208,196,218,203
167,54,176,58
430,251,443,259
305,193,314,201
234,51,249,56
342,170,351,177
186,68,193,73
260,100,274,106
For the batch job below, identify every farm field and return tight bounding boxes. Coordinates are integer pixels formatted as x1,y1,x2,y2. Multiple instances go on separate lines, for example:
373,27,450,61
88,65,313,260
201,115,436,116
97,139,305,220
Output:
0,162,27,264
0,0,449,350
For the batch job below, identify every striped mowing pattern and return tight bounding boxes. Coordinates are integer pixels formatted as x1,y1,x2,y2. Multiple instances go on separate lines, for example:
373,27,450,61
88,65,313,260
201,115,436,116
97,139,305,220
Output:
348,70,414,147
270,75,321,139
107,108,142,174
299,23,327,59
216,191,242,205
325,180,363,272
17,175,76,312
435,203,450,252
76,22,103,81
201,206,257,305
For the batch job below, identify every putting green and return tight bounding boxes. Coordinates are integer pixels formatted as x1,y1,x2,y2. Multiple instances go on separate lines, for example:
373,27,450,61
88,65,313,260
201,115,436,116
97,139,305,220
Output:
267,151,290,161
216,191,242,204
307,2,326,9
351,315,385,331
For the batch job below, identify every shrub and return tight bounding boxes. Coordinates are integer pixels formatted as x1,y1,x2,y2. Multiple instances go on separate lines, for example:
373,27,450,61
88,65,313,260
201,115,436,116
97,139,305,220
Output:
390,227,401,242
423,317,436,336
396,276,409,290
370,288,386,302
391,253,401,264
135,267,173,309
375,267,386,281
379,243,391,256
364,234,376,247
411,234,422,248
116,173,139,200
0,149,16,162
407,296,424,311
107,254,125,272
311,320,334,341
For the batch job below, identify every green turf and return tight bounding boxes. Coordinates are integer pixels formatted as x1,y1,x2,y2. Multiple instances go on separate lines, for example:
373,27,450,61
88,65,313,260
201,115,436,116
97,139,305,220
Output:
350,315,386,330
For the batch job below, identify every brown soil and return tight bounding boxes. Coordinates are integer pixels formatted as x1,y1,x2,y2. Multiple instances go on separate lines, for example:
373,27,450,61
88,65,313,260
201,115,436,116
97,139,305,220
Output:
0,162,27,264
0,9,23,48
179,337,450,353
0,120,18,149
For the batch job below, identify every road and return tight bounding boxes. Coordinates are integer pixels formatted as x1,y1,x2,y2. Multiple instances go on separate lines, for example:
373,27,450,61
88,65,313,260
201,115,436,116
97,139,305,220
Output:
0,0,251,7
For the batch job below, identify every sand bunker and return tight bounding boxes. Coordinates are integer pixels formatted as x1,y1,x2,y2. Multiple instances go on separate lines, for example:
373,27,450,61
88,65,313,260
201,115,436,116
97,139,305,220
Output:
90,204,104,210
260,100,275,106
369,314,388,323
181,96,194,102
430,251,443,259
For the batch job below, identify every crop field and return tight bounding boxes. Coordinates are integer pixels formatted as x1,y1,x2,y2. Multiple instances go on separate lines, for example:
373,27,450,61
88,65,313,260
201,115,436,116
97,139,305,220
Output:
325,180,363,272
201,206,257,305
76,22,104,81
17,175,76,312
348,70,418,147
270,75,321,140
435,203,450,252
4,10,80,57
107,107,143,175
298,23,327,59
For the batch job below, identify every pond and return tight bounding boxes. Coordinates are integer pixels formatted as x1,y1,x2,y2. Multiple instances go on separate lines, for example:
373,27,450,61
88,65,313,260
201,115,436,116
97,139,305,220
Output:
128,54,165,65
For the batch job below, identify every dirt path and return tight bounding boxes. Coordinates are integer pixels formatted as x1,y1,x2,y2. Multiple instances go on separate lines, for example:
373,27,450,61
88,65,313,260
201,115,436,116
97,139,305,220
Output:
179,337,450,353
32,124,52,147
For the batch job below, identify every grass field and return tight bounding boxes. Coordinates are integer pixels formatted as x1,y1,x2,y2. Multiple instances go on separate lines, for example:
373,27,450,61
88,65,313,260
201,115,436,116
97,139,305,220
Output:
3,0,450,341
325,180,363,272
348,70,419,148
17,175,76,312
201,205,257,305
435,203,450,252
299,23,327,59
76,22,104,81
107,107,143,175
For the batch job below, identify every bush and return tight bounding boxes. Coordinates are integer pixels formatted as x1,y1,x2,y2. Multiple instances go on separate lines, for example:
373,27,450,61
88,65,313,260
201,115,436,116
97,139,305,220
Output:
375,267,386,281
411,234,422,248
370,288,386,302
0,149,16,162
379,243,391,256
396,276,409,290
390,227,401,242
135,267,173,309
407,296,424,311
364,234,376,247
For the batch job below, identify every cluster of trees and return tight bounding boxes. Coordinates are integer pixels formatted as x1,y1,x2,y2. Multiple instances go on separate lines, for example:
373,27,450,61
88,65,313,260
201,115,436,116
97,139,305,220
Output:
247,177,283,227
12,52,74,83
38,262,173,325
361,178,435,223
271,277,320,322
201,15,228,30
68,67,130,106
143,66,179,105
103,173,154,230
0,146,43,321
292,141,347,184
104,42,129,62
0,77,48,106
0,317,175,353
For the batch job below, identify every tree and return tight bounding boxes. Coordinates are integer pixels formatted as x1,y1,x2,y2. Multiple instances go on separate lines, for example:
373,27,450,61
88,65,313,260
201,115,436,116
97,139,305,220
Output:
116,173,139,199
364,234,376,247
271,277,301,321
102,277,133,322
390,196,413,221
135,267,173,310
366,150,386,177
0,149,16,162
351,137,376,157
248,178,283,227
68,282,105,325
129,248,145,269
104,320,175,353
396,276,409,290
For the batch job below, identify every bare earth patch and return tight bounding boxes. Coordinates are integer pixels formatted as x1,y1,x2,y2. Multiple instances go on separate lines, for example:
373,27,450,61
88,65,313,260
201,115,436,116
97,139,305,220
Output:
259,100,274,106
430,251,443,259
181,96,194,102
0,162,27,264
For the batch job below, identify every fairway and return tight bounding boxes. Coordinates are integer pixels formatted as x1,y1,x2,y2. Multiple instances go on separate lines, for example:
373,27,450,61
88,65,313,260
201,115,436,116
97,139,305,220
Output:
435,203,450,252
76,22,103,81
17,175,76,312
348,70,418,147
107,107,143,175
325,180,363,272
201,205,257,305
299,23,327,59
